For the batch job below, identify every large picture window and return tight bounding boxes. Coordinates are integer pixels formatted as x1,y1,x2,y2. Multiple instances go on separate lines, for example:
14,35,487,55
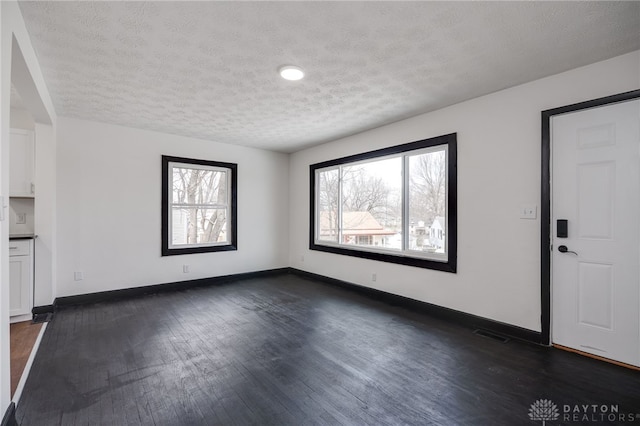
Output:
162,156,237,256
310,134,456,272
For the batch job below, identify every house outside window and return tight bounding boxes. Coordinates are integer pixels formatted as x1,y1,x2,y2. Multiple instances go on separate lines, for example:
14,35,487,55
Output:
430,216,445,250
162,156,237,256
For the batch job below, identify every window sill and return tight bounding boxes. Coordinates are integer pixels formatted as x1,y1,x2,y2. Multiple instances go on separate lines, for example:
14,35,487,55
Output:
309,242,456,273
162,244,237,256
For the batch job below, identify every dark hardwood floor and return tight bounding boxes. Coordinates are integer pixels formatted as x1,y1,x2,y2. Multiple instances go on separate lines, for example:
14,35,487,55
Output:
15,273,640,425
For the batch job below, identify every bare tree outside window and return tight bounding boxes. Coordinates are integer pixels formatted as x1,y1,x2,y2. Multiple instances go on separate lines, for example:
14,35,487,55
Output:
408,149,447,251
172,167,228,245
162,155,237,256
318,158,402,248
342,158,401,248
342,165,392,216
318,168,339,242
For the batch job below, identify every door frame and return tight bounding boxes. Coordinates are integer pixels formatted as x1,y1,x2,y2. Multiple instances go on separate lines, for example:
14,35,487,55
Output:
540,89,640,346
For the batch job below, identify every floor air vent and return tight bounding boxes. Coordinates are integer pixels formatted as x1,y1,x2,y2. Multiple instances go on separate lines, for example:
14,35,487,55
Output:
473,329,510,343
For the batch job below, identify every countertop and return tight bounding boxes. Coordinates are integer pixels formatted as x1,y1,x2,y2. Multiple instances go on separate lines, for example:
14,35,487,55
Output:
9,234,37,240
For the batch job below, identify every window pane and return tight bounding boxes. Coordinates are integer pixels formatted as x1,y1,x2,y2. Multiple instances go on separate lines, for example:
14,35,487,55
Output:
172,167,227,206
317,168,339,243
172,207,228,245
341,157,402,249
408,148,447,253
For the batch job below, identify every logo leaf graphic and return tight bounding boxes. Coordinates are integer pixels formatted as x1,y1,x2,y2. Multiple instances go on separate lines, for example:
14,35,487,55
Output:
529,399,559,426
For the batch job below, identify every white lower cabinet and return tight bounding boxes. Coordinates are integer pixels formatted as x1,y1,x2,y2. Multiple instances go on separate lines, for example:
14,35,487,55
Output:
9,239,33,320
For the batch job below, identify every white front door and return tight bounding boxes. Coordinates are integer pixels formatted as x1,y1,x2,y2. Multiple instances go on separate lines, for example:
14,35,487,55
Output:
551,98,640,367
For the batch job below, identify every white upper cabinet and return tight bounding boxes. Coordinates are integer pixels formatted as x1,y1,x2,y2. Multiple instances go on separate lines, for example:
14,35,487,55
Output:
10,129,35,197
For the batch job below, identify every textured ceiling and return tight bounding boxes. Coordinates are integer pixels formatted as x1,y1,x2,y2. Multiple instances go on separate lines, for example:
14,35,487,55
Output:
18,1,640,152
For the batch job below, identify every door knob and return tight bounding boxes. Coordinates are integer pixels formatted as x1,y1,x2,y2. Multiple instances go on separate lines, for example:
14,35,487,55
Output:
558,245,578,255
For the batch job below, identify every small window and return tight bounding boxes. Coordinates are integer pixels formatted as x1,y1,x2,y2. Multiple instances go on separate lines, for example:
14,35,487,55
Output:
310,134,457,272
162,156,237,256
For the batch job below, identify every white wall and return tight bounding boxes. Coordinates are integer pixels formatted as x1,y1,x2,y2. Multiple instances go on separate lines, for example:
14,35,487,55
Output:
1,0,56,413
0,3,9,412
289,51,640,332
10,107,35,130
34,123,56,306
56,117,289,297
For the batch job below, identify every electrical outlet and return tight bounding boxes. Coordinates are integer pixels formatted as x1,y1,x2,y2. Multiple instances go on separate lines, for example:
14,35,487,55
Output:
300,255,305,263
16,212,26,224
74,271,84,281
183,264,190,273
372,273,377,282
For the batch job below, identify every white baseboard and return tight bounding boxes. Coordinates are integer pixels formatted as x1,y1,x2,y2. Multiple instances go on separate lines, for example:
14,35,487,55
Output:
10,314,32,324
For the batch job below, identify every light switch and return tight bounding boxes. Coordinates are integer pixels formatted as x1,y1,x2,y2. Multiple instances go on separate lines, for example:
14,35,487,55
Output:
16,212,26,224
520,205,537,220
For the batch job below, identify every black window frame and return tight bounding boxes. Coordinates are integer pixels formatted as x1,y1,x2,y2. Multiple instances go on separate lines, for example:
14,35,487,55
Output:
309,133,457,273
162,155,238,256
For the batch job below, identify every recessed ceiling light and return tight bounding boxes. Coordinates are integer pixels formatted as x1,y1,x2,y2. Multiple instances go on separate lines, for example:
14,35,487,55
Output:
279,65,304,81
